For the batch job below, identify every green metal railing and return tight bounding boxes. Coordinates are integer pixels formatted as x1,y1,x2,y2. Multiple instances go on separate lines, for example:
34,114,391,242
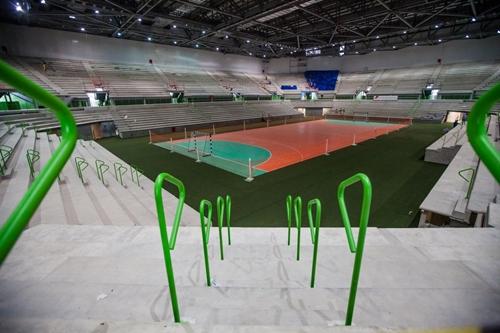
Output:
154,172,186,323
26,149,40,179
307,198,321,288
216,195,232,260
113,162,127,187
467,84,500,183
337,173,372,326
95,159,110,185
199,199,213,286
458,167,476,199
0,59,77,264
286,195,302,260
199,195,232,286
286,195,322,287
75,157,89,184
0,145,13,176
130,164,144,187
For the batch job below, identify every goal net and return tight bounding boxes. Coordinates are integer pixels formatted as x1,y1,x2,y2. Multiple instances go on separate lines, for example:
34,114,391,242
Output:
352,112,369,122
188,131,213,156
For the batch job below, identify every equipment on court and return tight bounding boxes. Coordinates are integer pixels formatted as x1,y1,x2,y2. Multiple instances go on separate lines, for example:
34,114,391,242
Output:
352,112,369,122
188,131,213,157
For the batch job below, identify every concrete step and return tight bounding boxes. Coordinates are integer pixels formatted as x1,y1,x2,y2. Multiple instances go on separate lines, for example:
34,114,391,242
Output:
0,318,397,333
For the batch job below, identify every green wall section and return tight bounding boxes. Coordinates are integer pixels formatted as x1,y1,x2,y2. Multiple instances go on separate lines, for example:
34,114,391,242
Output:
99,123,447,228
0,92,36,110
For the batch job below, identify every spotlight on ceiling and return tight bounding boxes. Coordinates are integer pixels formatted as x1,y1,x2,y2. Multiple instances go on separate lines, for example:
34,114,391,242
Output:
414,42,418,45
465,35,470,38
173,25,176,28
80,27,85,31
195,44,199,48
15,2,23,12
95,10,99,14
373,48,376,51
147,37,152,41
173,41,177,44
137,18,142,22
471,17,476,22
117,32,122,37
69,15,76,19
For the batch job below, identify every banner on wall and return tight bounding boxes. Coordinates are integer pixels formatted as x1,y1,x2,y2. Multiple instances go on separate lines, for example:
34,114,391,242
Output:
373,95,398,101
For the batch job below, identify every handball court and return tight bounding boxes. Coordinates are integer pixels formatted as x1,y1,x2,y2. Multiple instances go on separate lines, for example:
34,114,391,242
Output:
159,119,408,176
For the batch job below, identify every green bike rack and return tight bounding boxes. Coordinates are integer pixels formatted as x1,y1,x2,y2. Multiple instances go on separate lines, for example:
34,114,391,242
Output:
467,84,500,183
286,195,302,260
337,173,372,326
75,157,89,184
307,198,321,288
113,162,127,187
154,172,186,323
199,199,213,286
457,167,476,199
26,149,40,179
0,59,77,264
95,159,110,185
0,145,13,176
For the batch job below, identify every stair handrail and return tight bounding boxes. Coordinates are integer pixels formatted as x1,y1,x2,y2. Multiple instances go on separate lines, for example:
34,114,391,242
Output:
286,195,303,260
216,195,232,260
130,164,144,187
74,156,89,183
95,159,109,185
457,167,476,199
0,59,77,264
337,173,372,326
467,84,500,183
26,149,40,179
154,172,186,323
307,198,321,288
199,199,213,286
113,161,127,186
0,144,13,175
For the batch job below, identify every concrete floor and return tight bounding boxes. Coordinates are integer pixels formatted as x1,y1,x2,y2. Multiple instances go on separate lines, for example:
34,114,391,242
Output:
1,225,499,332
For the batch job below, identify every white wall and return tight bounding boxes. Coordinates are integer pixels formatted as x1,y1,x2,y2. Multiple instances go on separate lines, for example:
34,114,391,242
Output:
0,23,264,73
268,36,500,73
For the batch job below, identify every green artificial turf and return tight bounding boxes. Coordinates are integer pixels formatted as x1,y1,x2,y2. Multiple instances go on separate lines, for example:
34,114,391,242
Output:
99,122,447,228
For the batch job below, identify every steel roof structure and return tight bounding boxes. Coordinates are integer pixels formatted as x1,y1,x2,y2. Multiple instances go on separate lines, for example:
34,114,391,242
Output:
2,0,500,58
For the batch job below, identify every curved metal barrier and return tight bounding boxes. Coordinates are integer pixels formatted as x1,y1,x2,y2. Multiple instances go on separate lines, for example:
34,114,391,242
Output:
0,144,13,176
113,162,127,187
75,157,89,184
467,84,500,183
286,195,302,260
199,199,213,286
0,60,77,264
337,172,372,326
154,172,186,323
307,198,321,288
457,167,476,199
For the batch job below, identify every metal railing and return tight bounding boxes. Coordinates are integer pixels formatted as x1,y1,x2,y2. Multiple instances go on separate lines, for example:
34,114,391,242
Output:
467,83,500,183
95,159,110,185
75,157,89,184
26,149,40,179
286,195,322,288
199,195,232,287
0,145,13,176
337,173,372,326
113,162,127,187
458,167,476,199
0,59,77,264
154,172,186,323
130,164,144,188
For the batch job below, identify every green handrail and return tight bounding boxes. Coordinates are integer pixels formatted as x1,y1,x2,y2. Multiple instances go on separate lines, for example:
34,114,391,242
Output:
199,199,213,286
286,195,303,260
26,149,40,179
113,162,127,187
457,167,476,199
307,198,321,288
0,59,77,264
225,195,232,245
75,157,89,184
95,159,110,185
467,84,500,183
130,164,144,188
337,173,372,326
154,172,186,323
0,145,13,176
216,196,225,260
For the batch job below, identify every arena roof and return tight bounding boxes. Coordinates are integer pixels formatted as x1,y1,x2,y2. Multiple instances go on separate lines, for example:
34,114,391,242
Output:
2,0,500,58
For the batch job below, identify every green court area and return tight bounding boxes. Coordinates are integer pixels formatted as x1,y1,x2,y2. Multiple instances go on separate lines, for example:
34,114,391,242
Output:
155,140,270,177
99,122,447,228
